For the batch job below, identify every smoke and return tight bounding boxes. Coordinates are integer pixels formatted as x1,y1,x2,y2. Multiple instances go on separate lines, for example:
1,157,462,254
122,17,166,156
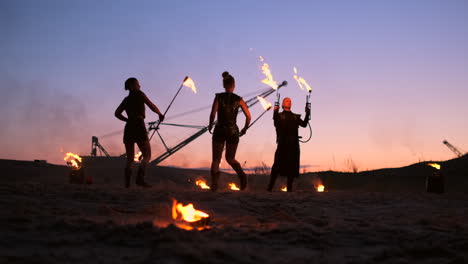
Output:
0,74,90,163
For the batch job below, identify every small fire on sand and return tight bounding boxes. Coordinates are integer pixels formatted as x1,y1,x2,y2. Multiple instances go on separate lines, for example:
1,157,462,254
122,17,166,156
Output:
428,163,441,170
281,186,287,192
172,199,210,230
316,184,325,192
64,152,82,169
196,180,210,190
134,151,142,162
229,183,240,191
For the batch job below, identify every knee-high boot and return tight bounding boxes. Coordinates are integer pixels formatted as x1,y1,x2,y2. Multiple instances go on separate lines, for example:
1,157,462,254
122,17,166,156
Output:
231,163,247,190
211,171,220,192
136,164,151,188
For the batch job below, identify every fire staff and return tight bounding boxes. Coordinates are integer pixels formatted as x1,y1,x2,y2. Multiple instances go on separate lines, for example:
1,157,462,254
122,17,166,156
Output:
115,77,164,188
209,71,251,191
267,97,310,192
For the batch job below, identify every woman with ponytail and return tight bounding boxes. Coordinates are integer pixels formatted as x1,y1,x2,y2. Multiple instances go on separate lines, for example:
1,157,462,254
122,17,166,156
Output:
208,72,251,191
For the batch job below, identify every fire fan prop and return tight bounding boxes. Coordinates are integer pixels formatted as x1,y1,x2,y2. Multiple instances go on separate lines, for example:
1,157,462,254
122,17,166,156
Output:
172,199,210,230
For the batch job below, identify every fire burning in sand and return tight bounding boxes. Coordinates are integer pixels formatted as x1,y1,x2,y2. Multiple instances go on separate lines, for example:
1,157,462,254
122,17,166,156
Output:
316,184,325,192
259,56,278,90
293,67,312,92
257,96,272,110
64,152,82,169
428,163,441,170
196,180,210,189
134,151,142,162
281,186,287,192
183,77,197,94
172,199,210,230
229,183,240,191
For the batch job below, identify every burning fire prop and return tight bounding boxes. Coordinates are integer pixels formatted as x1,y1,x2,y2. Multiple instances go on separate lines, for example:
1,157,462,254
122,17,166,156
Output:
183,77,197,94
293,67,312,92
64,152,82,169
229,183,240,191
172,199,210,230
259,56,278,90
196,180,210,190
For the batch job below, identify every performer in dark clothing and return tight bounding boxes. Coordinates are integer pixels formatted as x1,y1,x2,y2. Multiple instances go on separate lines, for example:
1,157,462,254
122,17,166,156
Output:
115,77,164,188
267,97,310,192
209,71,251,191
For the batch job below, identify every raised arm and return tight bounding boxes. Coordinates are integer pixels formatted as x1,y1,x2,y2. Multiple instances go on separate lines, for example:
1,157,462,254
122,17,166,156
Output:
299,106,311,127
273,105,280,127
143,93,164,122
239,99,251,136
208,96,218,133
114,101,128,122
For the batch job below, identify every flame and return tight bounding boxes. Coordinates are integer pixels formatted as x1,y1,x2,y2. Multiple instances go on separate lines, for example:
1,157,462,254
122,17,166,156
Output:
257,96,272,110
259,57,278,90
196,180,210,189
64,152,82,169
316,184,325,192
293,67,312,92
229,183,240,191
280,186,287,192
259,56,264,62
134,151,142,162
183,77,197,94
428,163,441,170
171,199,209,230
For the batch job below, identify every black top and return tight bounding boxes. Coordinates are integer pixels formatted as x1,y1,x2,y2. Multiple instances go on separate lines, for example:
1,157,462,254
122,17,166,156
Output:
119,90,147,120
216,92,242,128
273,110,309,144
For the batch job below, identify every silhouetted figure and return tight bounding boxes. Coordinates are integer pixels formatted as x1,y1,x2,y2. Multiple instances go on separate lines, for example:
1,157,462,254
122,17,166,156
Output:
267,97,310,192
115,78,164,188
209,72,251,191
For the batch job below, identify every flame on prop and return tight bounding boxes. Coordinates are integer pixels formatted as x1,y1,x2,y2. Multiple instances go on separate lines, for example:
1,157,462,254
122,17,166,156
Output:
134,151,142,162
229,183,240,191
428,163,441,170
281,186,287,192
183,77,197,94
293,67,312,92
316,184,325,192
64,152,82,169
196,180,210,190
172,199,209,230
259,57,278,90
257,96,272,110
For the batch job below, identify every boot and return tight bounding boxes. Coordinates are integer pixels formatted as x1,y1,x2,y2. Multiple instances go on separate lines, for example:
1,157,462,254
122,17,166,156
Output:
124,167,132,188
231,163,247,190
267,173,277,192
287,175,294,192
211,171,219,192
136,164,151,188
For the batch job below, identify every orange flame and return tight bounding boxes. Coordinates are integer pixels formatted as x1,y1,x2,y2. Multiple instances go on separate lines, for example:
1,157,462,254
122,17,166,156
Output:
64,152,82,169
293,67,312,92
428,163,441,170
172,199,209,230
183,77,197,94
259,57,278,90
196,180,210,189
316,184,325,192
257,96,272,110
280,186,287,192
134,151,142,162
229,183,240,191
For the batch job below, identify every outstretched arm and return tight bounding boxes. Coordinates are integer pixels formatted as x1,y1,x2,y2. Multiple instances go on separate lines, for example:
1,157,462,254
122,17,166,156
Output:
209,96,218,133
143,93,164,122
114,101,128,122
239,99,251,136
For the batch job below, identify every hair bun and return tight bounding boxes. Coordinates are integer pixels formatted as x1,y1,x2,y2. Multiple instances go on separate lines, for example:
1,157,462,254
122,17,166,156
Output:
222,71,230,79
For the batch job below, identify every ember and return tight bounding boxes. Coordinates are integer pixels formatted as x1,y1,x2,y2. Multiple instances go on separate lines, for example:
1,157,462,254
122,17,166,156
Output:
172,199,210,230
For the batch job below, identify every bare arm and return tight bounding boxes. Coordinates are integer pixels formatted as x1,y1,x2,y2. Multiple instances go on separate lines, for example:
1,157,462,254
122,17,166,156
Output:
239,99,251,135
143,93,164,122
208,96,218,132
114,101,128,122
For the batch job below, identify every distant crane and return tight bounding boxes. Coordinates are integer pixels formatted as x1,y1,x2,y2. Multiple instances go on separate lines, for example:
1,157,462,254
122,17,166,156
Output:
91,136,110,157
443,140,464,158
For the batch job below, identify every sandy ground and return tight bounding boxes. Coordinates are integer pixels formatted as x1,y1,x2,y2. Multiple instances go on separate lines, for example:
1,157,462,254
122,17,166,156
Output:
1,175,468,264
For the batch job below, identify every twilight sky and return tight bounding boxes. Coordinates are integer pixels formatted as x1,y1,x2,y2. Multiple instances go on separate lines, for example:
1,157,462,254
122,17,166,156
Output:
1,0,467,171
